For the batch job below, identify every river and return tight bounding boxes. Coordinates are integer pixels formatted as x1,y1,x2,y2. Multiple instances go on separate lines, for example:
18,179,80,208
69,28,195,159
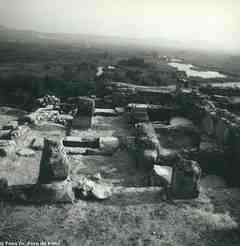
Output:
168,62,227,79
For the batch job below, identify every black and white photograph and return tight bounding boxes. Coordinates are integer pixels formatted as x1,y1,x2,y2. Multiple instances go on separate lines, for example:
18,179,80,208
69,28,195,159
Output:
0,0,239,245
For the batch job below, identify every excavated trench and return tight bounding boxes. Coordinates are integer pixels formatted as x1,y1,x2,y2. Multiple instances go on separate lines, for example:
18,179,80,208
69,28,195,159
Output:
147,106,237,187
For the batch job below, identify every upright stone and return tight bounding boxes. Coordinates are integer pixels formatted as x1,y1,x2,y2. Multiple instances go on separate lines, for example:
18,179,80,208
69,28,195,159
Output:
171,158,201,199
38,138,69,184
215,118,229,145
135,122,161,169
72,97,95,129
202,113,215,136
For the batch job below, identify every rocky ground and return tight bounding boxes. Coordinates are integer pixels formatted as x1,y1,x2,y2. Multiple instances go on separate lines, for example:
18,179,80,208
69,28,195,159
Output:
0,107,240,246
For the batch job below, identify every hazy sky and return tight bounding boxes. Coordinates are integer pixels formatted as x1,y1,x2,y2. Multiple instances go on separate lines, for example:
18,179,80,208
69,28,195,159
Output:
0,0,239,51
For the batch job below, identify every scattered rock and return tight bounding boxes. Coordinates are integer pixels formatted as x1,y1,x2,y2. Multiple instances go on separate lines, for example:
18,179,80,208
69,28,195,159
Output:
35,109,60,123
34,94,60,109
72,176,112,200
16,148,35,157
114,107,125,115
91,183,112,200
19,108,61,125
9,125,33,146
92,173,102,181
56,114,73,126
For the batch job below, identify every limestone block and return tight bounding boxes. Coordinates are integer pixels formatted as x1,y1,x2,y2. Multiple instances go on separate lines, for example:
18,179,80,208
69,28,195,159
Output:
38,138,69,183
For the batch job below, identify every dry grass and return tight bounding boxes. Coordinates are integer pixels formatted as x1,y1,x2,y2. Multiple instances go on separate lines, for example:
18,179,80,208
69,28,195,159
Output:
0,188,239,246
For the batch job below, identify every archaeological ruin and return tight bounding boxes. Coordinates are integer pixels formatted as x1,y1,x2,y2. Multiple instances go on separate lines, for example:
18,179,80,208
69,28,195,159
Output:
0,80,240,204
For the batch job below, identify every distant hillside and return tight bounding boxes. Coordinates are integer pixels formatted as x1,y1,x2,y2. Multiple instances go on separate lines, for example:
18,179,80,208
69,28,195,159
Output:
0,26,183,50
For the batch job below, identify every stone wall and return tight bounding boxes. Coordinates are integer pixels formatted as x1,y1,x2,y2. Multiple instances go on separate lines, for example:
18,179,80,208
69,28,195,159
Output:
102,82,175,107
200,84,240,97
105,81,240,186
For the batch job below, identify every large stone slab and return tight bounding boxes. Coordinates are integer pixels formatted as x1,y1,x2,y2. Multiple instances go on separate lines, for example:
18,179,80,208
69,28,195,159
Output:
16,148,35,157
170,117,194,127
30,179,75,203
150,165,173,186
94,108,118,117
63,136,99,148
0,179,74,203
99,137,120,152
